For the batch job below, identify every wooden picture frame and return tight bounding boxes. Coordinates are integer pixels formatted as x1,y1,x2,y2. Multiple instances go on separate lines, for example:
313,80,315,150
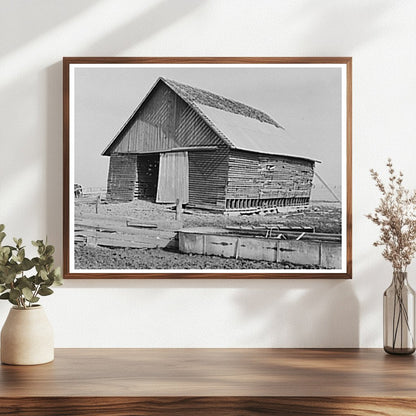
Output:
63,57,352,279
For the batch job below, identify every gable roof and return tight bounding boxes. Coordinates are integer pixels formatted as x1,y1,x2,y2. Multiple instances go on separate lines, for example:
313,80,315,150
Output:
102,77,317,162
162,78,282,129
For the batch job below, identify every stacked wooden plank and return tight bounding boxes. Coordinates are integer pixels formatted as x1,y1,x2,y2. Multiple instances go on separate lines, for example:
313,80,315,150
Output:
225,150,314,211
74,213,178,250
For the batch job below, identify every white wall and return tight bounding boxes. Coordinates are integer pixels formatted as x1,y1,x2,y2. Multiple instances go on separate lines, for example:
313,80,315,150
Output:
0,0,415,347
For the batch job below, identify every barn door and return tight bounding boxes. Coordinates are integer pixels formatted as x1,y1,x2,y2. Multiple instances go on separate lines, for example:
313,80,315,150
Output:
156,151,189,204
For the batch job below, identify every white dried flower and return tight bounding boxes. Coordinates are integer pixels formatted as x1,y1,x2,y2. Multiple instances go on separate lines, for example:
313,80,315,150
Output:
367,159,416,272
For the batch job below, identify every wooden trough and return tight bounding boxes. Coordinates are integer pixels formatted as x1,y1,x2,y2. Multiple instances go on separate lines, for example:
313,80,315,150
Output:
178,227,341,269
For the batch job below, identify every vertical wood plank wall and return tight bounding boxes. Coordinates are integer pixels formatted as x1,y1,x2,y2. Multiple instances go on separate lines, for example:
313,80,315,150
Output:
156,152,189,204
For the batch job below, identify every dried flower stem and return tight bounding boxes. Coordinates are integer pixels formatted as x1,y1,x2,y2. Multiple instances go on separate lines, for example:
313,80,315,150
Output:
366,158,416,272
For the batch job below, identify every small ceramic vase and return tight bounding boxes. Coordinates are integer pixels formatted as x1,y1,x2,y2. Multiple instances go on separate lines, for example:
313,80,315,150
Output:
1,305,54,365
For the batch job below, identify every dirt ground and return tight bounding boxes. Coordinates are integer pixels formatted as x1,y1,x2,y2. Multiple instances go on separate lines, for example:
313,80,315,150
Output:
74,199,341,270
76,199,341,233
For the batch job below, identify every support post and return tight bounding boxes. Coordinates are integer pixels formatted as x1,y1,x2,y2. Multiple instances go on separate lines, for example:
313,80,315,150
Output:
95,195,101,214
175,198,183,221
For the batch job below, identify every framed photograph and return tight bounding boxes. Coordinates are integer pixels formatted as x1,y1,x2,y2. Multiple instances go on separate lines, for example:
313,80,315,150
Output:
63,57,352,279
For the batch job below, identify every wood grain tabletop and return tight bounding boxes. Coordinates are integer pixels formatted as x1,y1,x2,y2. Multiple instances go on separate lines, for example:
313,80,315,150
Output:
1,348,415,415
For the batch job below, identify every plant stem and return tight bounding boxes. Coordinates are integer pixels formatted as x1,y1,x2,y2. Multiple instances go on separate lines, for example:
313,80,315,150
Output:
391,275,414,350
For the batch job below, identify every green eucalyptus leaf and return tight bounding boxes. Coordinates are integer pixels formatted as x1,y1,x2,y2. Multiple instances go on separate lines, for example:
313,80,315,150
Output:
39,269,48,281
8,263,20,274
3,271,16,285
34,275,43,285
42,275,54,287
0,224,5,232
0,265,7,281
0,285,6,293
17,248,25,263
42,256,54,266
9,288,21,301
0,246,11,265
38,287,53,296
22,287,34,301
20,258,33,271
22,287,39,303
45,245,55,256
0,232,6,244
17,276,35,290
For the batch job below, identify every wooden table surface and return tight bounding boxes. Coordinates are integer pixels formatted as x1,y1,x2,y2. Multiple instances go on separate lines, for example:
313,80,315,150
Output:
1,348,415,415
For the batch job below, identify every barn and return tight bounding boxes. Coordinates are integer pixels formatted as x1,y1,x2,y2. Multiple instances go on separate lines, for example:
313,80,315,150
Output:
102,77,317,213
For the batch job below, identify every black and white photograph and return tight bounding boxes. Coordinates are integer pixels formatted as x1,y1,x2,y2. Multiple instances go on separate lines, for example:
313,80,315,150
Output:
64,58,351,278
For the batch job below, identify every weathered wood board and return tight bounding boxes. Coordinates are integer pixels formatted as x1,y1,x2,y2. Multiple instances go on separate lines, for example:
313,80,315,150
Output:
178,228,341,269
74,213,178,250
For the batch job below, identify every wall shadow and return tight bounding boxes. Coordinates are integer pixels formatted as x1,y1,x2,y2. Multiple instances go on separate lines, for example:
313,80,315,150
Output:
81,0,205,56
0,0,101,57
232,279,359,347
287,0,393,52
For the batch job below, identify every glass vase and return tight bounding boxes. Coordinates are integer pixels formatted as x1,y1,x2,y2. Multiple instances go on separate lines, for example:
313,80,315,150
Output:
383,271,415,355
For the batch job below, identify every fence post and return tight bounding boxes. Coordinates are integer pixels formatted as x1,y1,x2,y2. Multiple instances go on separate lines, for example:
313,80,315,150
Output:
175,198,183,222
95,195,100,214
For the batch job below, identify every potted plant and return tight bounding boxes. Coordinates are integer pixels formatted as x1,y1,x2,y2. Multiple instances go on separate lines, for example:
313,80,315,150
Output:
0,224,62,365
367,159,416,354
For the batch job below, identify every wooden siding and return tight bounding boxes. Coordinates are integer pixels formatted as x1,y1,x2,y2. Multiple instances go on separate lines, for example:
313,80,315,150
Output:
188,148,229,209
156,152,189,204
226,150,314,202
111,83,223,154
108,82,228,208
105,82,315,211
106,154,137,202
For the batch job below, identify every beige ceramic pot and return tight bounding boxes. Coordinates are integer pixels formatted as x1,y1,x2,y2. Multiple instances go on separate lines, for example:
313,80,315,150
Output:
1,305,54,365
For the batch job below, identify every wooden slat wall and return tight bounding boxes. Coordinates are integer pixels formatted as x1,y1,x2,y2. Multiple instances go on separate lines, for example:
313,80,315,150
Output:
106,154,137,202
111,83,224,154
188,148,229,209
113,85,176,153
227,150,314,200
156,152,189,204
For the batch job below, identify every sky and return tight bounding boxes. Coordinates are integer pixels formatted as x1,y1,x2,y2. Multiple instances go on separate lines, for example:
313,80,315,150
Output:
73,64,343,192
